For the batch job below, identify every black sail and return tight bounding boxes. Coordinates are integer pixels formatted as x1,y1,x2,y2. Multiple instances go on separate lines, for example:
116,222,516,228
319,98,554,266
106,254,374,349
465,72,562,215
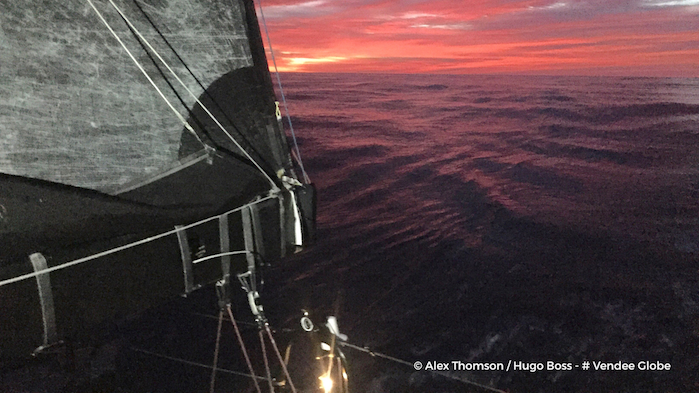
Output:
0,0,314,359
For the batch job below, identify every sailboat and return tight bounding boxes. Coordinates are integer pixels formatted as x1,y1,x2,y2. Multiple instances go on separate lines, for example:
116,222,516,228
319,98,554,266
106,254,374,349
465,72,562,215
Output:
0,0,347,391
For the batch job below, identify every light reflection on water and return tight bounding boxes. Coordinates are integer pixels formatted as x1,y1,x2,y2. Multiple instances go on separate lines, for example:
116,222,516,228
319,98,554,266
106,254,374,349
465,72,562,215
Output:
267,73,699,392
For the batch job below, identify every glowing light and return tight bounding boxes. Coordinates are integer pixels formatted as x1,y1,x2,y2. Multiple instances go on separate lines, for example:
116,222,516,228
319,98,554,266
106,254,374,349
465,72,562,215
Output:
545,2,568,9
288,57,346,66
260,0,699,76
319,375,333,392
411,23,471,30
401,12,440,19
528,2,568,11
259,0,328,19
645,0,699,6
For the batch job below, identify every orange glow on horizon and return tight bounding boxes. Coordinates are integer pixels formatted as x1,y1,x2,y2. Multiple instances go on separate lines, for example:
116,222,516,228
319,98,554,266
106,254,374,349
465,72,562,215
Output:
257,1,699,77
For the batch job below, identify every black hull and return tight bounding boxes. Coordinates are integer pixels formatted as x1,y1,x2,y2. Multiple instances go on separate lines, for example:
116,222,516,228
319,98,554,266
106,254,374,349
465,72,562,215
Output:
0,152,312,359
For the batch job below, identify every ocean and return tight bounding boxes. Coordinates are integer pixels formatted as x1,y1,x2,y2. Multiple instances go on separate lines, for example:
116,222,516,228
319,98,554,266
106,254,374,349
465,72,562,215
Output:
6,73,699,393
261,73,699,392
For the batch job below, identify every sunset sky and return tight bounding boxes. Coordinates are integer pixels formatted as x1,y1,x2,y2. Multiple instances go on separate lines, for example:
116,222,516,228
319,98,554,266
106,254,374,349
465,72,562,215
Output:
255,0,699,76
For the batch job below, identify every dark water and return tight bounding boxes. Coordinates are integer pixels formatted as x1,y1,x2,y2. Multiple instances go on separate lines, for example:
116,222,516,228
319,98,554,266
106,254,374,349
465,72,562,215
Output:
263,73,699,392
6,73,699,393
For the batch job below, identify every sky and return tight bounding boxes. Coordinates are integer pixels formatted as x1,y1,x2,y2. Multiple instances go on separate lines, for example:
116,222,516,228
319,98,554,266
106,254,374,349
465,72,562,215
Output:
255,0,699,76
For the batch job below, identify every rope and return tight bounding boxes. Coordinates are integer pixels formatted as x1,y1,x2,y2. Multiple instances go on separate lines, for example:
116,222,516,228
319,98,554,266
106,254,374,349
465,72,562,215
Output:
209,310,224,393
0,194,277,288
189,311,258,328
338,342,508,393
106,0,279,191
227,305,263,393
131,347,268,381
264,324,298,393
338,342,414,367
259,330,275,393
192,251,250,265
84,0,206,147
255,0,310,184
114,3,216,160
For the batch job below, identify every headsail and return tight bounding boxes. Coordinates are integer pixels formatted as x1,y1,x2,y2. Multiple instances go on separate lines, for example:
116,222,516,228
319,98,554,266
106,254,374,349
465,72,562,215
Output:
0,0,282,192
0,0,315,359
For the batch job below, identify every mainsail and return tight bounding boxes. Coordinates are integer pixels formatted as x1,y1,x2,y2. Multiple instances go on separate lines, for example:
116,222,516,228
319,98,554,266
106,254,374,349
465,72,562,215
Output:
0,0,316,360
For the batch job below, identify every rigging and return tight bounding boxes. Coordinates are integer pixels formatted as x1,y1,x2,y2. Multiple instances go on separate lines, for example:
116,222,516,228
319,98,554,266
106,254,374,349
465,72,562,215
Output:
85,0,205,147
106,0,279,190
130,0,275,172
256,0,311,184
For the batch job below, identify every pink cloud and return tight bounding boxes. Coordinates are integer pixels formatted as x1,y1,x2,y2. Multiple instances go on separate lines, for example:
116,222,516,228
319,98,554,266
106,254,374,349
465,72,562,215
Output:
256,0,699,76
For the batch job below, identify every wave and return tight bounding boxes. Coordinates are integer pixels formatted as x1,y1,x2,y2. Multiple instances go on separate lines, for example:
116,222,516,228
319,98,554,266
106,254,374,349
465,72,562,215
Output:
588,102,699,123
507,162,584,194
303,145,390,172
541,91,576,102
413,84,449,91
473,157,510,173
287,115,349,130
535,102,699,124
447,102,699,126
275,73,699,393
519,140,638,165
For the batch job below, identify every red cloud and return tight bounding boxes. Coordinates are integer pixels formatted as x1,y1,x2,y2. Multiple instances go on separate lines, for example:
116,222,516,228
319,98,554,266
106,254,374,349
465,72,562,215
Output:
257,0,699,76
